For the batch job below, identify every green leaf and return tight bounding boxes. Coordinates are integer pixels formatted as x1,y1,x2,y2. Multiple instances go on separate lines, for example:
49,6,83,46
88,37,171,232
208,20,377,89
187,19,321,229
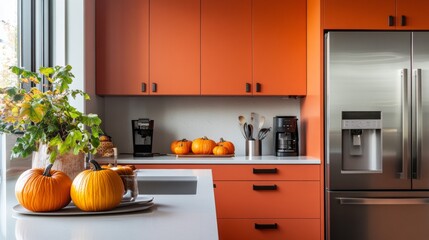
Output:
49,149,58,164
87,114,101,126
12,94,24,101
91,126,100,138
68,111,80,119
19,102,47,123
49,134,63,147
5,87,17,97
39,67,55,76
9,66,23,75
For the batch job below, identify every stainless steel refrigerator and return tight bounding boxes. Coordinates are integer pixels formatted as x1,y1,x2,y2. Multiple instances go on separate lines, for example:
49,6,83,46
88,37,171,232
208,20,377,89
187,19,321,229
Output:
325,31,429,240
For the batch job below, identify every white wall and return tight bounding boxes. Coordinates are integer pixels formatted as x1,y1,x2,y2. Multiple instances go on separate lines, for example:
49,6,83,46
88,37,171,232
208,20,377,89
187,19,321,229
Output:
103,97,301,156
58,0,104,118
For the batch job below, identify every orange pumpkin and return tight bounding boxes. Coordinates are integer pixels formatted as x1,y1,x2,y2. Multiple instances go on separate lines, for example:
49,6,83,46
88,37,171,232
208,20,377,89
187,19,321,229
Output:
213,145,229,155
170,139,192,154
191,136,216,154
174,142,191,155
71,160,124,212
15,164,72,212
217,138,235,154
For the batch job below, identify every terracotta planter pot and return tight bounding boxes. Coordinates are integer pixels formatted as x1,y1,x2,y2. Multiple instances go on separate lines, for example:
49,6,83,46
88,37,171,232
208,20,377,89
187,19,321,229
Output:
32,144,85,180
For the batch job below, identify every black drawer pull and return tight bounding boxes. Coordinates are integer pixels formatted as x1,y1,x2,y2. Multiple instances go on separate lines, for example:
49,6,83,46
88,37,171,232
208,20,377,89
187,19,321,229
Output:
401,15,406,26
255,82,261,92
388,15,394,26
253,184,277,190
255,223,278,230
213,184,216,188
253,168,278,174
152,83,157,92
141,82,147,92
245,83,251,93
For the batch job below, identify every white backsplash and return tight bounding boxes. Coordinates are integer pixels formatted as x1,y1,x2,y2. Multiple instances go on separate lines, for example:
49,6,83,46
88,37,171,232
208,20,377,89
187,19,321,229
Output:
103,97,301,156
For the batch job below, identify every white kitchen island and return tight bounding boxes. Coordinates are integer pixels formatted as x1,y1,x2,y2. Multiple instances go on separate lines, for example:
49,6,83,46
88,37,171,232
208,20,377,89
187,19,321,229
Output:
0,169,218,240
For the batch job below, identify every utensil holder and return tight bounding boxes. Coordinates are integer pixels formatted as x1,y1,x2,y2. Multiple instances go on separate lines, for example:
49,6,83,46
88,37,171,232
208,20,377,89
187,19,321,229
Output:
245,140,261,157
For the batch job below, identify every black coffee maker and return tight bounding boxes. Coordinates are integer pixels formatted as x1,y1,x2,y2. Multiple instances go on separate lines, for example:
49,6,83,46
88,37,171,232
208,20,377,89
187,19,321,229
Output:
273,116,299,156
132,118,154,157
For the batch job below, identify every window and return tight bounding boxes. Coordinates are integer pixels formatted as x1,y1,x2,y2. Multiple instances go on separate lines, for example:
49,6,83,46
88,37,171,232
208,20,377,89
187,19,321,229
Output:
0,0,52,182
0,0,19,88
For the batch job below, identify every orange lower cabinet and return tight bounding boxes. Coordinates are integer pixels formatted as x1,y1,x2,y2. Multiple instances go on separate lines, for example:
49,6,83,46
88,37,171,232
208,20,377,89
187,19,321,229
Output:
214,181,320,219
217,218,320,240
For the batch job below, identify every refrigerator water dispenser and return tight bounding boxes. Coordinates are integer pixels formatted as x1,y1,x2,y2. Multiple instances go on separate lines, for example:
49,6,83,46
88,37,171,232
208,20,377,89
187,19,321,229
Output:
341,111,382,173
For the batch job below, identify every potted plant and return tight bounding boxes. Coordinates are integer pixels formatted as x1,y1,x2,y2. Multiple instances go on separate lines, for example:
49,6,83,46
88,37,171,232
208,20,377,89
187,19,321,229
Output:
0,65,102,179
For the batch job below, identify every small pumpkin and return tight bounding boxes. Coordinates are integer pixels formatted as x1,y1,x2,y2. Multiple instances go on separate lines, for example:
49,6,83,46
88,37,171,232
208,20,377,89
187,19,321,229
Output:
71,159,124,212
174,142,191,155
191,136,217,154
15,164,72,212
170,139,192,154
217,138,235,154
213,145,229,155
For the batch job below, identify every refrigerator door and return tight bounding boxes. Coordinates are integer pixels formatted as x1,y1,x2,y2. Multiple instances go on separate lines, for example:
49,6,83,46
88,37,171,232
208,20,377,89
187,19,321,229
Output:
327,191,429,240
326,32,412,190
411,32,429,189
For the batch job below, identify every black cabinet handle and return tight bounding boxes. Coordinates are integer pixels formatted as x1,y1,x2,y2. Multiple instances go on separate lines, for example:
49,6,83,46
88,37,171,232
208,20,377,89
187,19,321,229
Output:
255,83,261,92
245,83,251,93
213,184,216,188
253,168,278,174
388,15,394,26
254,223,278,230
141,83,147,92
401,15,406,26
253,184,277,190
152,83,157,92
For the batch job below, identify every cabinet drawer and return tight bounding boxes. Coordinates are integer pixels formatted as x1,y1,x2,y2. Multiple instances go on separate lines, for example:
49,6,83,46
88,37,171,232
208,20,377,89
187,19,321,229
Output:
211,165,319,181
138,164,320,181
218,218,320,240
214,181,320,218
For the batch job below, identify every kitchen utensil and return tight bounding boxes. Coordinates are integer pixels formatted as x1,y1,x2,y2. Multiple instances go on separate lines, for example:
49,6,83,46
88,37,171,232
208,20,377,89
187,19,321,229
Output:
258,127,271,140
238,115,246,125
244,122,249,140
258,116,265,130
251,112,258,132
248,124,254,140
238,116,247,139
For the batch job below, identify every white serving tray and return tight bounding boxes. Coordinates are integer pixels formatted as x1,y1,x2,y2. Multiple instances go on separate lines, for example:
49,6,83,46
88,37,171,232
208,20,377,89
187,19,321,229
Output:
13,196,154,216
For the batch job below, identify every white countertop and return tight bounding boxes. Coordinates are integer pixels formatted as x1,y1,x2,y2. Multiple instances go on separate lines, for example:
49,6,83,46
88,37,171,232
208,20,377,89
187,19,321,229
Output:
101,154,321,165
0,169,218,240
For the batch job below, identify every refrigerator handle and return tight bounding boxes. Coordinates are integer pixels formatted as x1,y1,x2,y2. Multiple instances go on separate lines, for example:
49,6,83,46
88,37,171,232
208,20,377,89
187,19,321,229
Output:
414,69,423,179
399,69,410,179
338,197,429,205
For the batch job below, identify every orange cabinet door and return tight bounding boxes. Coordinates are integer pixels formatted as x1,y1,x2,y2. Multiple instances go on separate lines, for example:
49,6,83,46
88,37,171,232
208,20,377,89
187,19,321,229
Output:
214,181,320,218
150,0,200,95
201,0,252,95
95,0,149,95
324,0,396,30
396,0,429,30
218,218,320,240
253,0,307,96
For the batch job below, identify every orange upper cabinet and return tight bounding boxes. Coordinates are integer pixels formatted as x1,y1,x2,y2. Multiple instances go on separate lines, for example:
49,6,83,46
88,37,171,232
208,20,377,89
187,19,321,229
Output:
96,0,149,95
150,0,200,95
253,0,307,96
396,0,429,30
325,0,429,30
201,0,252,95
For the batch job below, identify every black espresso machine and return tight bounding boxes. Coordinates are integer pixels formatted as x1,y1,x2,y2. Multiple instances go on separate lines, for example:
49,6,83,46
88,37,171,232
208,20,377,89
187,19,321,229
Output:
132,118,154,157
273,116,299,156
